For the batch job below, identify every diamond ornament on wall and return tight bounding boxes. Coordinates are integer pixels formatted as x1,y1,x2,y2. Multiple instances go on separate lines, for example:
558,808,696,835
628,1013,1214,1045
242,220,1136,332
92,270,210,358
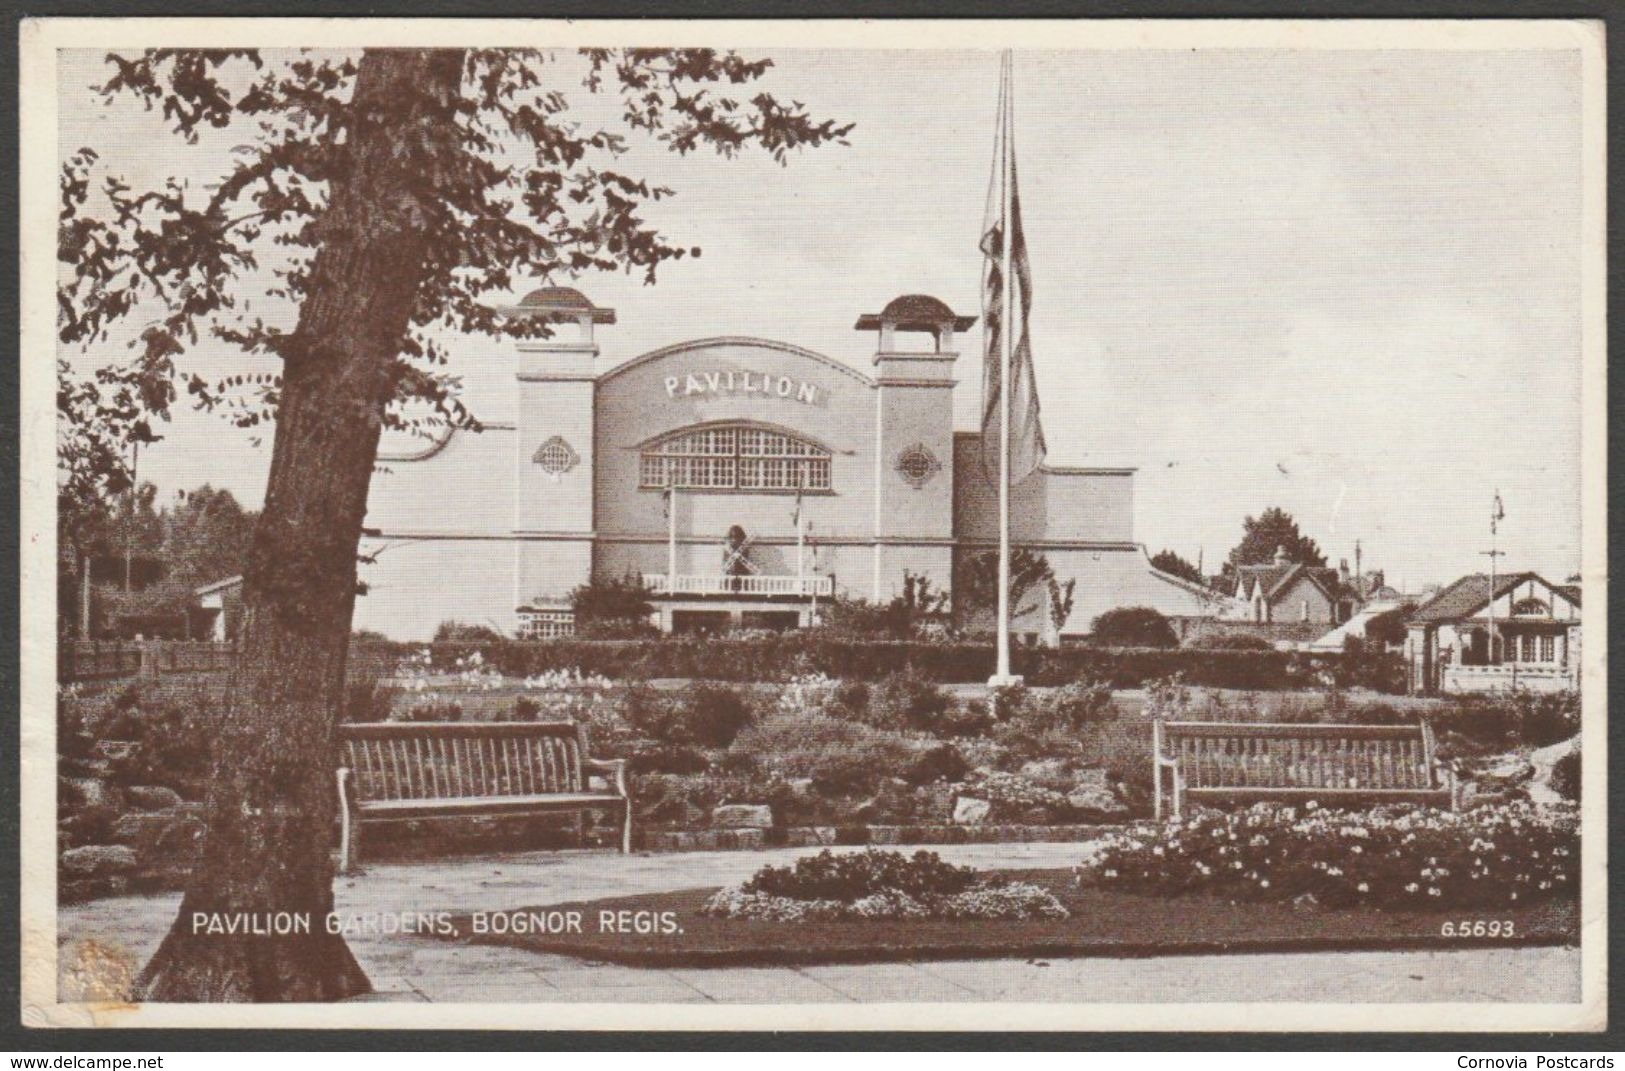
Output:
896,443,941,488
533,435,579,476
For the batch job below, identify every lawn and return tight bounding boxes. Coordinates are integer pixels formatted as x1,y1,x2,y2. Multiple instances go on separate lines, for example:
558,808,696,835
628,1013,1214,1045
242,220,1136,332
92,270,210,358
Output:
438,868,1578,968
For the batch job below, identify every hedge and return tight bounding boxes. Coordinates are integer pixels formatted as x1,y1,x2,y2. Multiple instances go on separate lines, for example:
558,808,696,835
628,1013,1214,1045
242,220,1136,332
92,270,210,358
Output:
351,635,1355,692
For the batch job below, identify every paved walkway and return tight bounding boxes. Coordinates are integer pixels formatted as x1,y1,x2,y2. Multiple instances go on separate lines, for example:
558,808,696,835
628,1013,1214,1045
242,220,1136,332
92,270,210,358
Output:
58,843,1580,1004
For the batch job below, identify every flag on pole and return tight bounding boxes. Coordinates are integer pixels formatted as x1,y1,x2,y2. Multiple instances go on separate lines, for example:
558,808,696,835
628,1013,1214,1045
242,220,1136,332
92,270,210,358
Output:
1492,490,1505,535
980,55,1046,487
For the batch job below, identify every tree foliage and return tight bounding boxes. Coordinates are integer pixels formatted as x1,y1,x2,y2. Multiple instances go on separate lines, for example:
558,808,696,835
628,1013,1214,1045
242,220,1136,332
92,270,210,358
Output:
955,547,1054,625
1150,548,1205,585
819,571,951,640
58,47,853,476
1225,507,1327,572
1090,606,1179,649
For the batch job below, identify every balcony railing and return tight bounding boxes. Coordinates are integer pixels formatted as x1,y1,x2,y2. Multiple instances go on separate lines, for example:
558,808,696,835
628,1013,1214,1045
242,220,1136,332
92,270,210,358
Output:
646,574,832,598
1442,663,1577,694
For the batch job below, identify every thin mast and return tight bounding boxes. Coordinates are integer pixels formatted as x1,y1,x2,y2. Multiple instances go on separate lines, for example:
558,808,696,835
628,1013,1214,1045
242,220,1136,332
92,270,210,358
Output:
995,51,1015,681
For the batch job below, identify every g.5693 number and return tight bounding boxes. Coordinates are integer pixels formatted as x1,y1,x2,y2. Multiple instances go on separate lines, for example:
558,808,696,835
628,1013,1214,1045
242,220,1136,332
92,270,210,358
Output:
1440,920,1514,937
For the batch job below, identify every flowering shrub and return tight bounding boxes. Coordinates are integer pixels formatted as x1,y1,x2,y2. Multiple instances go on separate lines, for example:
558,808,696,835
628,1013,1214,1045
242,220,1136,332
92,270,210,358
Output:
743,849,977,900
517,667,615,691
1082,800,1578,909
702,849,1068,922
776,673,843,719
960,771,1071,819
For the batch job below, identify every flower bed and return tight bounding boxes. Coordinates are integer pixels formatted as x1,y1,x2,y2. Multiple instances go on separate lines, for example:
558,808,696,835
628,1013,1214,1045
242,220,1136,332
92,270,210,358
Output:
701,849,1068,922
1083,800,1577,909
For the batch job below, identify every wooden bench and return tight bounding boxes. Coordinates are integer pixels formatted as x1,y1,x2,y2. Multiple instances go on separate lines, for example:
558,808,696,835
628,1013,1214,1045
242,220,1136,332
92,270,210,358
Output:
1152,720,1456,820
336,721,630,870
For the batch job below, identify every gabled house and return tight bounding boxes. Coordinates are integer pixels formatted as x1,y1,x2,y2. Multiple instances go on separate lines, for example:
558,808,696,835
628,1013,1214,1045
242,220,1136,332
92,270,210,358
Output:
1226,547,1345,625
1404,572,1580,695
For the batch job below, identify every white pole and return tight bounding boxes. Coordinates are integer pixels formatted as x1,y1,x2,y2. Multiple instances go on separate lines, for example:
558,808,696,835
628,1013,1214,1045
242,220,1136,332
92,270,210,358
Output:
667,483,678,593
995,51,1015,683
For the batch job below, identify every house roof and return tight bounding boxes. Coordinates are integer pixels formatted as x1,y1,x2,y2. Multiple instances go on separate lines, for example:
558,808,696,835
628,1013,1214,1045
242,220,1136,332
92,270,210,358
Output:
1408,572,1542,624
1235,561,1340,604
194,575,244,597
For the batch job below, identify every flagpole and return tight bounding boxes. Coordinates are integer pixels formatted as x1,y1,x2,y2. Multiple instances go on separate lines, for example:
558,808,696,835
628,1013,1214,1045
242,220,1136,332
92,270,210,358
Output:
995,50,1016,684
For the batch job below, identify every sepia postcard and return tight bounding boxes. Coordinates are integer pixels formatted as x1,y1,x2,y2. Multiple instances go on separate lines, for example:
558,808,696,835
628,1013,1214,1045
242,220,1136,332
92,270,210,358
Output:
18,17,1607,1031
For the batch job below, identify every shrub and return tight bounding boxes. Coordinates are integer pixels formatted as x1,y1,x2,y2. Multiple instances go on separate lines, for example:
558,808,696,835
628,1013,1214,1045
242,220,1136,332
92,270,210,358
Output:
511,695,543,721
569,572,657,639
934,701,996,739
1191,633,1275,652
1040,679,1116,729
866,671,950,731
433,620,505,644
901,743,972,786
1335,636,1408,693
1091,607,1178,649
726,712,913,797
400,698,463,722
1084,800,1578,909
988,681,1030,722
678,683,754,748
742,849,977,901
1429,690,1581,754
343,670,398,724
1143,674,1192,720
627,742,711,776
97,683,216,798
1550,749,1580,802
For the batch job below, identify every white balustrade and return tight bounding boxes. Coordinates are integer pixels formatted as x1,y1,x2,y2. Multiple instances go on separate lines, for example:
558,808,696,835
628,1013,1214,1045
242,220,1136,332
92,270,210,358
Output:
645,574,832,597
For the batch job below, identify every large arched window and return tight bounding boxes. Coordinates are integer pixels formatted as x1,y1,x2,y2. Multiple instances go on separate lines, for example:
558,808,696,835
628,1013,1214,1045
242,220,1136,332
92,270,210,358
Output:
639,423,833,492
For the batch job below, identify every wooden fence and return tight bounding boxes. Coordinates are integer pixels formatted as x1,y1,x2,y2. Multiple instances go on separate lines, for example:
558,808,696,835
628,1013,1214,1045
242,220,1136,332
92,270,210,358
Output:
60,640,239,684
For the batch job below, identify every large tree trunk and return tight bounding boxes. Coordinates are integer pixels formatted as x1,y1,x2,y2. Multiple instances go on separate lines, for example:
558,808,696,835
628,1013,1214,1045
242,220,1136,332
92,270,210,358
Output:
135,49,466,1002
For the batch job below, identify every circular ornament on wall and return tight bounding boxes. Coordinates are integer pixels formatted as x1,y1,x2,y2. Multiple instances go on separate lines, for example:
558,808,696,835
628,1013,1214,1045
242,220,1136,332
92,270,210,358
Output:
896,443,941,489
533,435,579,476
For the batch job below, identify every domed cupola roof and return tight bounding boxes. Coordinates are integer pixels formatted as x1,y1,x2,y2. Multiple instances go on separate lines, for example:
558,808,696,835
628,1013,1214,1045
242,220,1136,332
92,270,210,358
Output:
512,286,617,324
856,293,976,333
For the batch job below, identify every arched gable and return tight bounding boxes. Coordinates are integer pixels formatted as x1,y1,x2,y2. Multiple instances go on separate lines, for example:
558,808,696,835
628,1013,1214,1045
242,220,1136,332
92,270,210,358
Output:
598,336,874,389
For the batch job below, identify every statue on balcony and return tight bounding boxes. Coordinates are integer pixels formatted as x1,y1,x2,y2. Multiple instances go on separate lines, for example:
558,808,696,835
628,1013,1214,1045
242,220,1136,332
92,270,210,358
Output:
723,525,759,593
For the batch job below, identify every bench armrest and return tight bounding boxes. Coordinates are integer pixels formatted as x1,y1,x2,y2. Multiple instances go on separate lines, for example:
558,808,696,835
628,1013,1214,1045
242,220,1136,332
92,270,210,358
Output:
583,757,628,797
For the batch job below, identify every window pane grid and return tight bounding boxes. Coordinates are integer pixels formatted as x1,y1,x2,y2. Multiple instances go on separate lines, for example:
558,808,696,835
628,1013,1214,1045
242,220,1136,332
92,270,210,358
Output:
640,424,832,491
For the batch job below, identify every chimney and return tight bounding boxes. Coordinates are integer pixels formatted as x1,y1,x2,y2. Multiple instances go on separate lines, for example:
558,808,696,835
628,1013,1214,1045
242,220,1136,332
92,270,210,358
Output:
1273,545,1289,566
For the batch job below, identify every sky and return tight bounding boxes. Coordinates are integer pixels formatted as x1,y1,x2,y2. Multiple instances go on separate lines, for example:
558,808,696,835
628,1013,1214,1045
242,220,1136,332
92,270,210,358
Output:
56,43,1586,591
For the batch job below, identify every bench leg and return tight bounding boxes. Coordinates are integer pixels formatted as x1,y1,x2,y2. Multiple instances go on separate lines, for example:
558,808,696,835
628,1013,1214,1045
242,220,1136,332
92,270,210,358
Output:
336,767,358,873
573,810,586,849
621,799,632,855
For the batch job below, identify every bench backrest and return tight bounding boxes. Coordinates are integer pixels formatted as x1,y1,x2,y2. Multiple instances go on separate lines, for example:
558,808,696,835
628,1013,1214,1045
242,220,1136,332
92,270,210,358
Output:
1157,721,1440,792
339,722,588,802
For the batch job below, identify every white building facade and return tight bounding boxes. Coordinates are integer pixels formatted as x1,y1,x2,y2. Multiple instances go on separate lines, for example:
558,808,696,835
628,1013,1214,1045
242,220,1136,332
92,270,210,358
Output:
356,288,1225,640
